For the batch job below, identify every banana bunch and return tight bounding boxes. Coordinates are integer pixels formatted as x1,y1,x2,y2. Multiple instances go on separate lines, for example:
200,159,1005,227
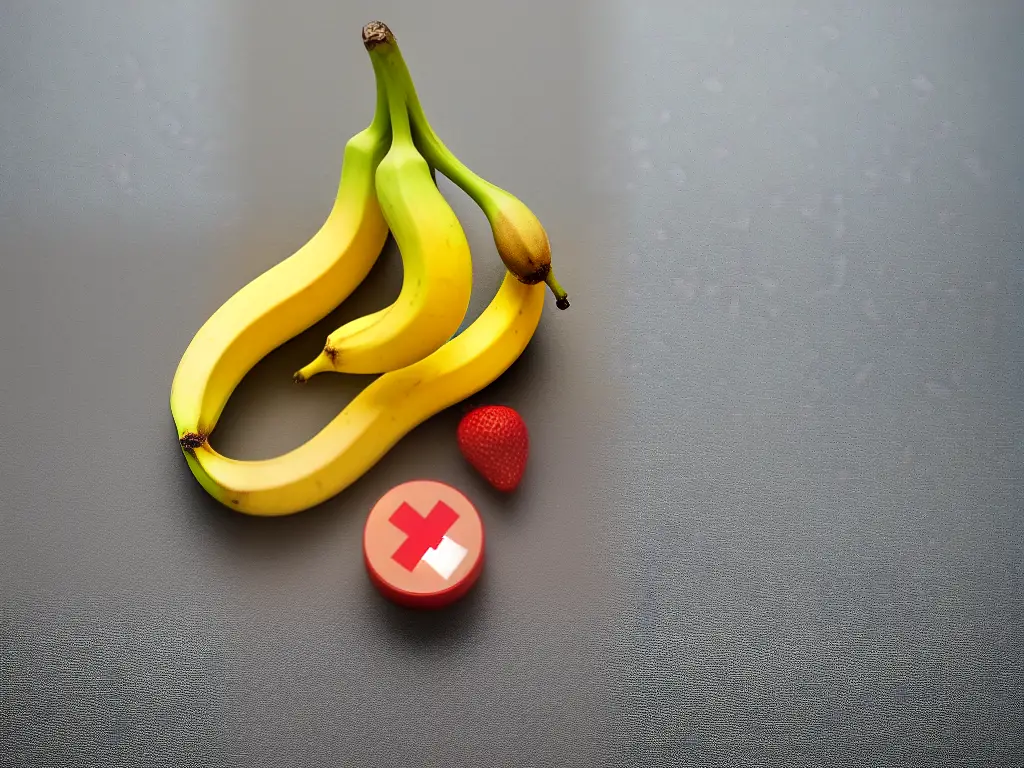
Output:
169,21,570,517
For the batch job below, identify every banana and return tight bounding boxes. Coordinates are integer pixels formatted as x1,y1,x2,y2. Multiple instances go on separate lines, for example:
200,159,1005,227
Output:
293,27,473,380
174,20,555,516
169,60,392,446
184,271,545,516
371,21,571,310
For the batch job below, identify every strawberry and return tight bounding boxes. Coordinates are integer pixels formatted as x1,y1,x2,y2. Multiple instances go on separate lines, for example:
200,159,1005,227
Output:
456,405,529,492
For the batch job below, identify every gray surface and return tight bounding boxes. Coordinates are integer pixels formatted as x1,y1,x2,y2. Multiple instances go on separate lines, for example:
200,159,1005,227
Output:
1,2,1022,767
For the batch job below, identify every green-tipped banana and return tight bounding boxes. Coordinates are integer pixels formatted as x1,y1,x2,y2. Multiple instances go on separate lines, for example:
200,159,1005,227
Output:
366,21,570,310
294,26,474,380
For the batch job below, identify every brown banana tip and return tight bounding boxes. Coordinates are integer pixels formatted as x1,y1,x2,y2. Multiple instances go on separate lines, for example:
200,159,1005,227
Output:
179,431,206,451
556,297,570,310
292,371,307,384
362,21,392,48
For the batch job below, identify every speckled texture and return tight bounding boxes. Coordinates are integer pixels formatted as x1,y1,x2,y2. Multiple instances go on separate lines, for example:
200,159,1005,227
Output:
2,1,1022,767
601,2,1024,765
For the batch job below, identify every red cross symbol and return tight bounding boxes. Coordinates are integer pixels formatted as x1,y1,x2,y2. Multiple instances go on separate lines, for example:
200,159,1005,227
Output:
389,501,459,572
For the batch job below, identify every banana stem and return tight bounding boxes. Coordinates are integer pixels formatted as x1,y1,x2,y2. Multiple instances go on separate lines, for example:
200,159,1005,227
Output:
545,272,570,310
367,39,414,149
367,48,390,135
380,41,498,215
327,38,391,215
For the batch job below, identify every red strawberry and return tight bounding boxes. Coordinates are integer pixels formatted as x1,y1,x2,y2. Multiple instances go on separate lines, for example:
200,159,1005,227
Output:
456,405,529,492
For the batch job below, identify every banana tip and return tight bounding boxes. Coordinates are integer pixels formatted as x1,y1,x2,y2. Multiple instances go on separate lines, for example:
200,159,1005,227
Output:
179,431,206,451
292,371,308,384
543,271,569,309
362,21,392,48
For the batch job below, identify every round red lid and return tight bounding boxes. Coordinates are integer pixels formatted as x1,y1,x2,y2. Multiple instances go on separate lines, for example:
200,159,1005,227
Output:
363,480,485,609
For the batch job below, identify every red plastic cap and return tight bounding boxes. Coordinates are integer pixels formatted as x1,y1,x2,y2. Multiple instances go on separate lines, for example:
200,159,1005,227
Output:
363,480,485,609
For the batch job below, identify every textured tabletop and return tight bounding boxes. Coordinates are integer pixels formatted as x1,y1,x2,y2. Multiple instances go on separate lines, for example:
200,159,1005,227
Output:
2,2,1022,767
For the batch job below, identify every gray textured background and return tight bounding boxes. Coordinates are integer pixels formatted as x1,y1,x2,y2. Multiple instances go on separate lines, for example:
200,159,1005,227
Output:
2,2,1022,767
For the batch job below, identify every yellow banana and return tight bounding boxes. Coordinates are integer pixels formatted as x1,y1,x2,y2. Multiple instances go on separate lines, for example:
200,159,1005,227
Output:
293,28,473,380
170,62,391,446
184,271,545,516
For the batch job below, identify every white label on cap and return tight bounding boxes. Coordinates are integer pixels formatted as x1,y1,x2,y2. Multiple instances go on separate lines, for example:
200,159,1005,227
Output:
421,536,468,580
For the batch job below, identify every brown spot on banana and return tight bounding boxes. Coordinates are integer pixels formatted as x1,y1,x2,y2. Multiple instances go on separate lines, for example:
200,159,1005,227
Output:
179,431,207,452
